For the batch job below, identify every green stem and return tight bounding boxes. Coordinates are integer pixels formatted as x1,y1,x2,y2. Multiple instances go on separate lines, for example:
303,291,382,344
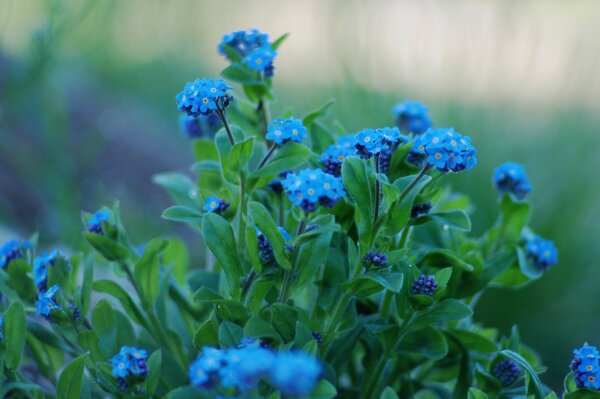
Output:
278,219,305,303
324,292,352,341
364,356,391,398
238,172,247,248
397,164,433,203
374,155,381,223
381,290,393,319
215,107,235,145
241,270,257,302
257,99,271,141
399,226,411,248
257,144,277,169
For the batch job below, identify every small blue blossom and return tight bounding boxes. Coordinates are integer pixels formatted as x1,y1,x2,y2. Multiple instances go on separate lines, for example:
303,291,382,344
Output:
281,169,345,212
244,46,277,72
493,359,522,386
35,285,61,318
392,100,432,135
203,196,230,214
411,275,438,297
256,226,291,265
266,117,307,145
571,345,600,390
319,135,358,176
493,162,532,200
87,210,110,235
0,239,30,269
525,235,558,271
408,128,477,172
270,351,321,396
363,251,388,268
176,78,233,117
111,346,149,381
354,127,408,159
179,114,221,139
220,346,275,391
33,250,61,293
218,29,270,59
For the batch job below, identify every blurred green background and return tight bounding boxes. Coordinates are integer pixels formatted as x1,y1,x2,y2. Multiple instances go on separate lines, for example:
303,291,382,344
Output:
1,0,599,390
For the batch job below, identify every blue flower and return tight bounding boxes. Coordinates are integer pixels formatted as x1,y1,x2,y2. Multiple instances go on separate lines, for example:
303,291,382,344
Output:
244,46,277,72
319,135,358,176
493,162,532,200
87,210,110,235
218,29,270,59
525,235,558,271
571,345,600,390
33,250,61,293
363,251,388,267
176,78,233,117
411,275,438,297
281,169,345,212
35,285,61,318
392,100,432,134
493,359,522,386
354,127,408,159
270,351,321,396
408,128,477,172
268,171,292,194
203,196,230,214
219,347,274,391
0,239,29,269
111,346,149,380
179,114,221,139
266,117,307,145
256,226,291,265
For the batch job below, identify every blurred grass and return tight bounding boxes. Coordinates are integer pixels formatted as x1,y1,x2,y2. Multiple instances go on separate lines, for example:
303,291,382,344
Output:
1,0,599,390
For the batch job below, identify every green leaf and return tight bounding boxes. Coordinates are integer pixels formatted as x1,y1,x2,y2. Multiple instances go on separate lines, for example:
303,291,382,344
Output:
153,172,197,207
244,316,281,341
81,257,94,315
251,142,312,178
134,238,167,302
93,280,147,328
221,64,261,85
5,259,37,303
410,299,473,331
303,100,335,127
381,387,400,399
271,33,290,50
84,233,130,261
309,379,337,398
145,350,162,396
202,213,243,299
341,271,403,297
194,312,220,348
468,388,489,399
5,301,26,371
57,353,89,399
190,160,221,172
77,331,104,362
564,392,600,399
162,206,203,225
92,299,115,335
517,247,543,279
270,303,298,342
342,157,374,248
165,386,213,399
245,226,263,273
398,326,448,360
416,210,472,231
383,174,432,236
163,239,189,285
447,329,498,353
219,321,244,348
420,249,475,272
499,349,545,399
248,201,292,269
229,137,255,172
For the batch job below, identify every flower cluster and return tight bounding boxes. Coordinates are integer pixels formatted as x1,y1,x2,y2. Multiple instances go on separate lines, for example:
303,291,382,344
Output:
179,114,221,139
218,29,277,76
189,344,321,396
570,345,600,390
256,226,291,265
35,285,61,318
203,196,230,214
411,202,433,219
354,127,408,159
525,236,558,271
319,135,357,176
493,162,532,200
493,359,522,386
176,78,232,117
111,346,149,389
392,100,432,135
87,210,110,234
0,239,29,269
363,251,388,268
281,169,345,212
409,128,477,172
33,250,61,293
411,275,438,297
266,117,307,145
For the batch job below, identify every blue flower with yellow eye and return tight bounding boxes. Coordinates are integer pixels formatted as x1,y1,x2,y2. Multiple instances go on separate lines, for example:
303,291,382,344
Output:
354,127,408,159
319,135,357,176
493,162,532,200
244,46,277,72
408,128,477,172
33,250,62,293
35,285,61,318
392,100,432,134
525,235,558,271
203,196,230,214
218,29,270,59
266,118,307,145
176,78,233,117
281,169,344,212
111,346,149,382
571,345,600,390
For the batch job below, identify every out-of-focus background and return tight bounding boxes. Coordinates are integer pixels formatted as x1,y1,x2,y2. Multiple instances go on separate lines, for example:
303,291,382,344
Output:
1,0,598,389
